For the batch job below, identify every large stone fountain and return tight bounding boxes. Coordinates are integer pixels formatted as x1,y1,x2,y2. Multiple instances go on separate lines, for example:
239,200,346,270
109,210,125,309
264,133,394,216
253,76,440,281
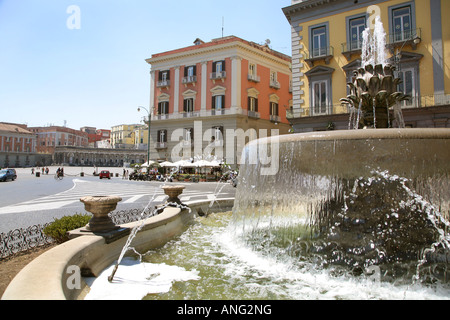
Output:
233,17,450,283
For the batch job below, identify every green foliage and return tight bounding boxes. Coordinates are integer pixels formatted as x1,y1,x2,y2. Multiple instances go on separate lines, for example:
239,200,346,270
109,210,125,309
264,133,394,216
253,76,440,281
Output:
43,214,91,244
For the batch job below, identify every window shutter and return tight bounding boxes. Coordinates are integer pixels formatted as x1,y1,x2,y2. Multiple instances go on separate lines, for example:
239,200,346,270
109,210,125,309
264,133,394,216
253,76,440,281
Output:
255,98,258,112
193,65,197,76
183,99,187,112
184,66,187,77
221,95,225,109
157,130,161,143
248,97,251,110
222,60,225,71
163,130,167,142
212,96,215,109
212,61,217,73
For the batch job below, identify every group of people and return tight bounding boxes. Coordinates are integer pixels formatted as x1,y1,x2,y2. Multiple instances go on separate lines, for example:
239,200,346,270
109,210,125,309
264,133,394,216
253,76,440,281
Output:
31,167,50,175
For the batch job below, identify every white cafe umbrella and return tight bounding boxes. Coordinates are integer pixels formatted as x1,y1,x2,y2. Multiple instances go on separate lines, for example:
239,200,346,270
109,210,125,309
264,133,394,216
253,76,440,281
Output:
159,161,175,167
141,160,156,167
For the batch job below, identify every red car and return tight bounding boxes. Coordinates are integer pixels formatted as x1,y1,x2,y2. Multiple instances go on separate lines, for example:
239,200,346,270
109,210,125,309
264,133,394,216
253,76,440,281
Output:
99,170,111,179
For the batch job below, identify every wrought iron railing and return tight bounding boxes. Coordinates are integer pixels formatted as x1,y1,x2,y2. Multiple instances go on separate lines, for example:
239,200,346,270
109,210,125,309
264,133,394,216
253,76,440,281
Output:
0,208,155,259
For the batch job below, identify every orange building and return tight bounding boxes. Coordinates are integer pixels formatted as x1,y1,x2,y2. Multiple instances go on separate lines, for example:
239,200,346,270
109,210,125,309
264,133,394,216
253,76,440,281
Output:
145,36,292,165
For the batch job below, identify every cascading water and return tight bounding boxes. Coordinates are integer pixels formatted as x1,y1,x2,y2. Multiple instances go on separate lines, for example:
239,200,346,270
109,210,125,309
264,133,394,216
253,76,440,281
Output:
231,130,450,288
342,15,409,129
361,15,386,67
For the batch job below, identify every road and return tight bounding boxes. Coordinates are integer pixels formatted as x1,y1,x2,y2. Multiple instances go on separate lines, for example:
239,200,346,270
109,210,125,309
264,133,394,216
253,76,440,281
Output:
0,167,236,233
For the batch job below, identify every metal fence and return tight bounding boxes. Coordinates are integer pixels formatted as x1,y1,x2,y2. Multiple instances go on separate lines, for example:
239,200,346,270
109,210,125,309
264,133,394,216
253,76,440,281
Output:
0,208,152,259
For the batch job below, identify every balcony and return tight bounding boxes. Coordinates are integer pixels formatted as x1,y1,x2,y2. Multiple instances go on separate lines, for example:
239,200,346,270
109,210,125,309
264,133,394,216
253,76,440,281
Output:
387,28,422,51
210,71,226,80
269,115,281,122
341,40,362,61
304,46,334,67
155,142,167,150
248,74,260,83
182,76,197,85
156,80,171,88
247,110,260,119
269,80,280,89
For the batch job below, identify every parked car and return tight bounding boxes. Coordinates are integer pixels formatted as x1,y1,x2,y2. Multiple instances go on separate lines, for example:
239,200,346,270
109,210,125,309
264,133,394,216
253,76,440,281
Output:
0,169,17,182
99,170,111,179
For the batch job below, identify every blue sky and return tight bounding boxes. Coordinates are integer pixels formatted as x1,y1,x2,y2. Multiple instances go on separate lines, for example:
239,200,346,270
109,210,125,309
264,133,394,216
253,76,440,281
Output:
0,0,292,130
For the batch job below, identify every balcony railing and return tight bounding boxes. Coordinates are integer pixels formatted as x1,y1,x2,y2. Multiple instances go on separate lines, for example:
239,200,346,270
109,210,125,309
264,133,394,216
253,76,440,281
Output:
247,110,260,119
304,46,334,67
270,115,281,122
248,74,260,82
156,80,171,88
270,80,280,89
182,75,197,84
387,28,421,46
210,71,226,80
341,40,363,60
155,142,167,149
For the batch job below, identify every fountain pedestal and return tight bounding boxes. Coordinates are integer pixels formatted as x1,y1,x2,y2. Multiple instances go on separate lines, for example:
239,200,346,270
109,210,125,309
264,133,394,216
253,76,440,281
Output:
77,196,131,244
162,185,185,205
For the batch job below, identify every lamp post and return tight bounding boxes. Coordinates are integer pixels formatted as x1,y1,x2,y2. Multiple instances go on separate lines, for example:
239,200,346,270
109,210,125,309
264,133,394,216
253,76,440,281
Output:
137,106,151,166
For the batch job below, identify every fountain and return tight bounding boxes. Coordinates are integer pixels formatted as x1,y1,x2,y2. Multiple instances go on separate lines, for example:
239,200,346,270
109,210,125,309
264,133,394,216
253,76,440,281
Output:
340,16,408,129
231,16,450,286
3,15,450,300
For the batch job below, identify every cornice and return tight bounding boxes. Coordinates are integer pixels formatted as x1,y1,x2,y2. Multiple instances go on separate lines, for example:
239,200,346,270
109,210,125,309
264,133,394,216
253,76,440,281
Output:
146,39,291,70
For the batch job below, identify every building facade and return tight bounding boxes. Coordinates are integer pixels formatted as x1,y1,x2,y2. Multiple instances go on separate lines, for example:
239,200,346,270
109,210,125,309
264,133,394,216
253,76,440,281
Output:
145,36,293,165
111,124,147,149
80,127,111,147
28,126,89,154
283,0,450,132
53,146,146,167
0,122,36,168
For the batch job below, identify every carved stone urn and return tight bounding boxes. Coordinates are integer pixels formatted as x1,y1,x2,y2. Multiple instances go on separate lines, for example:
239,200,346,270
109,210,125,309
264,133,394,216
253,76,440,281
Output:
80,195,122,232
161,185,185,205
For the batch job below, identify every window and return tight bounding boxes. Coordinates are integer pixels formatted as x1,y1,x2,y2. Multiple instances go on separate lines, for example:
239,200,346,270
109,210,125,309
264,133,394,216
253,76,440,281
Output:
211,60,226,79
312,26,327,57
349,16,366,50
397,68,415,107
248,97,258,112
183,65,197,83
211,126,224,142
270,71,280,89
157,70,170,87
212,95,224,110
312,80,328,115
270,102,279,116
248,63,259,82
157,130,167,143
392,6,412,42
157,101,169,114
214,61,224,73
183,98,194,113
184,128,194,143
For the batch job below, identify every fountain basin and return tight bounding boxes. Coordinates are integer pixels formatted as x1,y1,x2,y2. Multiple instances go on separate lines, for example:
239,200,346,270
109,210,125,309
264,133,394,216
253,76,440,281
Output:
1,199,234,300
235,128,450,272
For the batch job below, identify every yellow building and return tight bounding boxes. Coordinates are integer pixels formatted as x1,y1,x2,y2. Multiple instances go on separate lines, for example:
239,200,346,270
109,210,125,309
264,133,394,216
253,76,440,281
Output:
111,124,144,149
283,0,450,132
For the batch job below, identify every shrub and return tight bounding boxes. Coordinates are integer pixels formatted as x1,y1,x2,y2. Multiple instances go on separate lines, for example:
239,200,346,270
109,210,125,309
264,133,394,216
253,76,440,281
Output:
43,214,91,244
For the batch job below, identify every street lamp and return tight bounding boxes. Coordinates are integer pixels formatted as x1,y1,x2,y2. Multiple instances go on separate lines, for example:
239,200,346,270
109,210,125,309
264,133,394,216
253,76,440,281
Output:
137,106,151,166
